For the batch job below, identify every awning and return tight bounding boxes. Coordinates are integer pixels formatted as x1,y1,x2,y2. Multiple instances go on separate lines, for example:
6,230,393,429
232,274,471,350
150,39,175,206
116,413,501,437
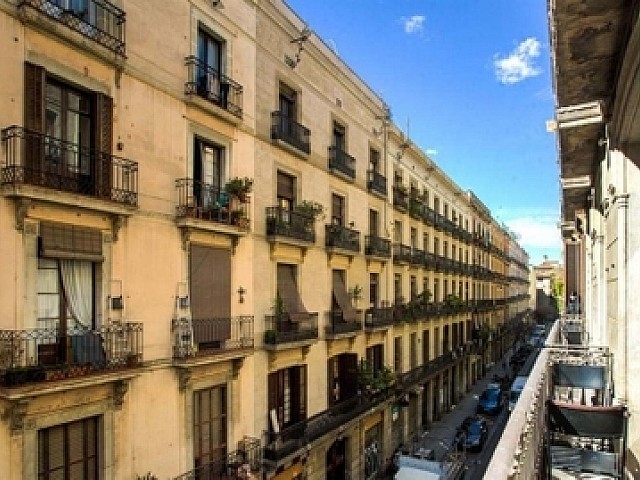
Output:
554,364,605,389
332,271,358,322
39,222,103,262
277,264,308,319
547,400,626,437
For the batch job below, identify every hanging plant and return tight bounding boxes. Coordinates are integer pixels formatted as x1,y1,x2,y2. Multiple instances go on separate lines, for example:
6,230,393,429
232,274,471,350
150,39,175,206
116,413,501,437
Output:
225,177,253,202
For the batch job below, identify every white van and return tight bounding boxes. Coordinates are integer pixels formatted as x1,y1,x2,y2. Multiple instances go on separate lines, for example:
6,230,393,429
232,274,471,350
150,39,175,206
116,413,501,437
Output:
509,376,528,411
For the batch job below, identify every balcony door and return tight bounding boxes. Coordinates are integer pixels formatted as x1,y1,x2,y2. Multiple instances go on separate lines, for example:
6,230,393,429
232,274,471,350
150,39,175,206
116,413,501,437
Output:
197,28,225,103
193,138,225,211
24,63,112,197
193,385,227,474
268,365,307,432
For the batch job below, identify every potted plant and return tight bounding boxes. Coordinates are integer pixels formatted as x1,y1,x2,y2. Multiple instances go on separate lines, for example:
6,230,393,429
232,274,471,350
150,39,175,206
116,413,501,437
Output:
348,284,363,305
294,200,325,221
225,177,253,202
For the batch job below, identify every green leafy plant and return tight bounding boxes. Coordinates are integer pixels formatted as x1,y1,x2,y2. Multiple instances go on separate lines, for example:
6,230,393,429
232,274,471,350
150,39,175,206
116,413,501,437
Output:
225,177,253,202
357,359,395,394
294,200,325,221
348,284,363,303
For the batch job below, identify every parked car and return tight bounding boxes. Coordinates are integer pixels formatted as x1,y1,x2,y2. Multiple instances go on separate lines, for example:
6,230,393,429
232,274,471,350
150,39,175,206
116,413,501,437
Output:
477,386,503,415
459,416,488,452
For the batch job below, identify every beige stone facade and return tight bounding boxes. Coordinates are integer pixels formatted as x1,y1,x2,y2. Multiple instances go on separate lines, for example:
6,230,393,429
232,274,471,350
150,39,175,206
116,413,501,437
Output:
0,1,530,478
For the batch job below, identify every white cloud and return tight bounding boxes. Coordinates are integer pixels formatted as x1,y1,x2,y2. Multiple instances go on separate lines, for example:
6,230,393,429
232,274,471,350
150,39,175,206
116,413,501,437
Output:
425,148,438,156
505,216,561,251
403,15,425,34
494,37,542,85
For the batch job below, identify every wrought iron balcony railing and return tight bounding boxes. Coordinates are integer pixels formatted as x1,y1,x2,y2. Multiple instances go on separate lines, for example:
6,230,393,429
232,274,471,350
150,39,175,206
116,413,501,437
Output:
367,169,387,197
265,206,315,243
365,235,391,258
392,243,412,264
392,185,408,211
185,56,243,118
0,321,143,387
270,111,310,155
410,248,425,266
264,313,318,346
172,316,254,359
325,224,360,252
422,206,436,226
328,146,356,180
19,0,126,56
364,307,394,330
1,126,138,206
409,196,423,220
325,311,362,336
175,178,250,230
173,438,262,480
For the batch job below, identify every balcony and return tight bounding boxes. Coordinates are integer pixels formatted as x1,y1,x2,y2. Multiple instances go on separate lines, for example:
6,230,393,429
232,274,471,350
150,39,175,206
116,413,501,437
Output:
172,316,254,360
410,247,425,266
325,224,360,253
486,318,628,479
325,311,362,338
185,56,243,118
173,437,262,480
408,196,423,220
392,185,408,212
264,388,394,464
392,243,412,264
263,313,318,348
423,252,436,270
271,111,310,155
364,307,394,330
265,207,315,244
422,206,436,226
175,178,250,232
19,0,126,57
367,169,387,197
1,126,138,208
328,146,356,181
0,321,143,387
365,235,391,259
396,350,458,393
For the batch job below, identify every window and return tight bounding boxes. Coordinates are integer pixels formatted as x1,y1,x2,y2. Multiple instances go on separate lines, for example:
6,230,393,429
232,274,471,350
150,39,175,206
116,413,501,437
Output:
433,237,439,256
194,386,227,471
196,28,225,101
410,333,418,369
410,228,417,249
434,196,440,214
369,148,380,173
268,366,307,431
410,276,417,302
331,193,345,226
394,221,402,243
394,274,402,304
366,344,384,374
279,83,297,122
369,209,378,236
24,63,113,198
38,416,100,480
394,336,402,373
332,122,346,152
193,137,225,211
369,273,379,308
423,233,429,253
277,171,296,212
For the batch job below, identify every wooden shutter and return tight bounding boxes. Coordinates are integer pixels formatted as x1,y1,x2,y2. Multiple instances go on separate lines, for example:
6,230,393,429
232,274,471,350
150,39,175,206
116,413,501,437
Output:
24,62,46,176
276,171,295,201
39,222,103,262
94,93,113,199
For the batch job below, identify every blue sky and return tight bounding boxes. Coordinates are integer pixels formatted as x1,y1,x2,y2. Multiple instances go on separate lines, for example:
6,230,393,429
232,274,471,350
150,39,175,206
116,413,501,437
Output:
284,0,561,266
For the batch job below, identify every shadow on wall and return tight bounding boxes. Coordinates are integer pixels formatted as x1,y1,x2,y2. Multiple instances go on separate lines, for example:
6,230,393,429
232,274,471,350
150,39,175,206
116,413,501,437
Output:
535,289,559,322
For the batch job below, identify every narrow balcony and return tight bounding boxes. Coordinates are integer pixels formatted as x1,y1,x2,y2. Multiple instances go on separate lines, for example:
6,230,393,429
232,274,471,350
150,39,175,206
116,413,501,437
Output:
263,313,318,348
328,146,356,181
409,196,423,220
172,316,254,360
422,206,436,226
271,112,310,155
411,247,425,266
364,307,394,330
185,56,243,118
365,235,391,259
19,0,126,57
325,311,362,338
424,252,437,270
325,224,360,253
173,438,262,480
175,178,250,231
367,169,387,197
434,213,445,231
1,126,138,207
0,321,143,387
392,243,412,264
392,185,408,212
265,206,315,244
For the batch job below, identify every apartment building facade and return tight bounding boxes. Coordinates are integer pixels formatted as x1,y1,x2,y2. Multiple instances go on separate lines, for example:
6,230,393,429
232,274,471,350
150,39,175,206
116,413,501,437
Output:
549,0,640,472
0,1,530,478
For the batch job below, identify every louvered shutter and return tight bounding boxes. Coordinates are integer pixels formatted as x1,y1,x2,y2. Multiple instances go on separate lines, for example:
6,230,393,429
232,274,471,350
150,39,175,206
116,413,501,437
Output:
24,62,46,178
94,93,113,199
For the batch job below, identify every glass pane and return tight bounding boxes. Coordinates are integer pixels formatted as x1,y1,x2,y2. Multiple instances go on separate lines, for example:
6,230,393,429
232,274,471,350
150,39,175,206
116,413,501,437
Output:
48,426,65,471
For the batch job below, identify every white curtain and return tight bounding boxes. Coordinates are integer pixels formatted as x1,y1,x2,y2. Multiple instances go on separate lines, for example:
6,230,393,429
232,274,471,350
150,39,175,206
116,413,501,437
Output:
60,260,93,328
